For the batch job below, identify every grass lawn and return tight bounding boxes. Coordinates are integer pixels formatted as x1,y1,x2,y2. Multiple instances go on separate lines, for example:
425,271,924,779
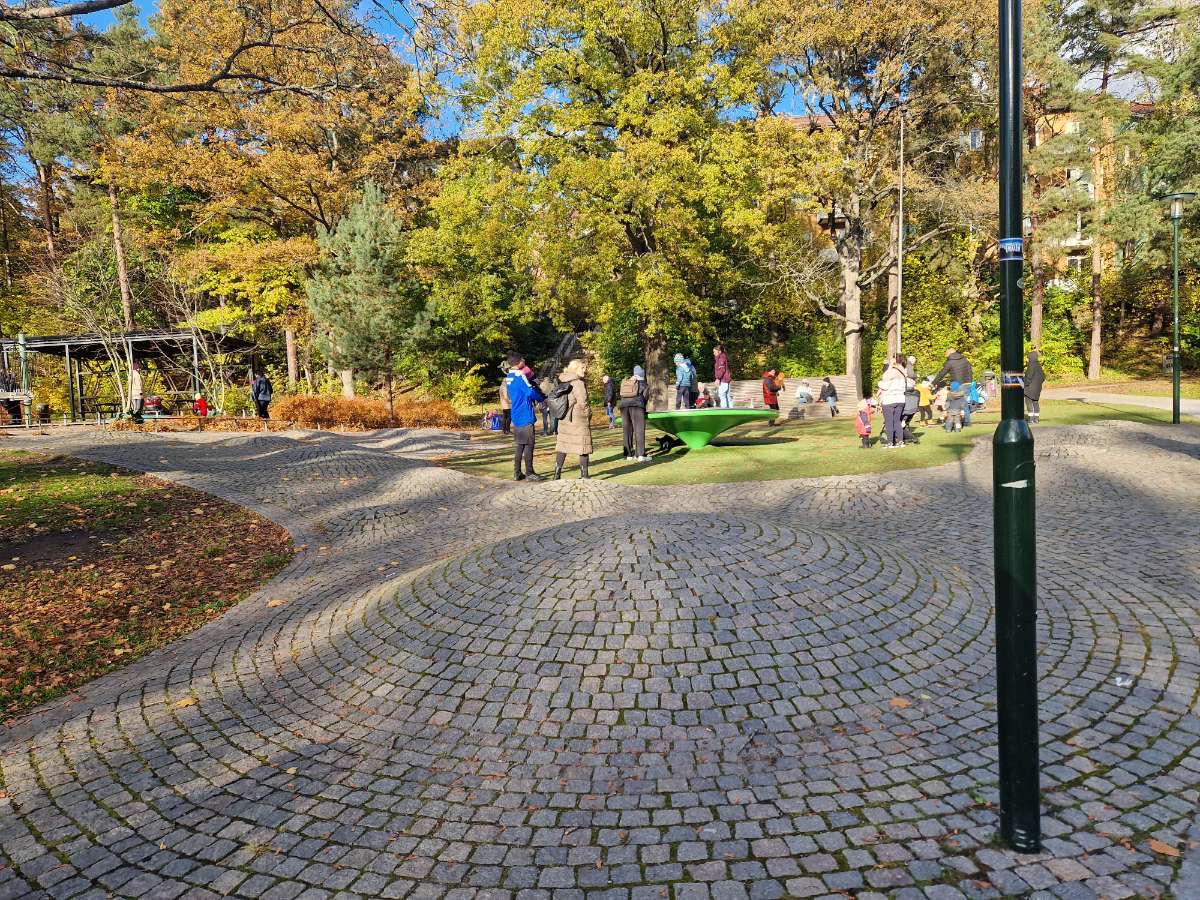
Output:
1047,376,1200,400
0,451,293,718
443,399,1196,486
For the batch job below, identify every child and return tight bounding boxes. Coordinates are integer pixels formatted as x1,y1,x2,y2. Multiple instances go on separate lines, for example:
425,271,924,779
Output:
944,380,966,432
192,393,208,417
695,385,716,408
855,399,874,448
934,384,949,423
917,379,933,424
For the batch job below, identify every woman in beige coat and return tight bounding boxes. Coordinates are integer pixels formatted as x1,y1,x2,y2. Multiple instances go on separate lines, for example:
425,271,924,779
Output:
554,355,594,479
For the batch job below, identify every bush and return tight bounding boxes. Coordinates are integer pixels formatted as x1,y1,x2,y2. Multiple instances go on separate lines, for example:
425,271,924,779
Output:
271,394,463,430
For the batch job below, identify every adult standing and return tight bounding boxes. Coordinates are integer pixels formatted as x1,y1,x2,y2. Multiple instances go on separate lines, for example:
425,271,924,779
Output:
554,354,594,479
713,345,732,408
931,348,975,425
602,374,617,428
619,365,650,461
505,351,545,481
673,354,692,409
1024,350,1046,423
931,348,973,391
876,353,910,448
251,371,273,419
129,362,144,420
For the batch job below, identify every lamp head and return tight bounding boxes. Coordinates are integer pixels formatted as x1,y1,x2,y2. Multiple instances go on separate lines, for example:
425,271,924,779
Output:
1166,191,1196,220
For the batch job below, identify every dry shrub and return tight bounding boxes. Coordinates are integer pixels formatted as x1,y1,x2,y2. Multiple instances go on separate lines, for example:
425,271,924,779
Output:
272,395,462,430
110,417,292,433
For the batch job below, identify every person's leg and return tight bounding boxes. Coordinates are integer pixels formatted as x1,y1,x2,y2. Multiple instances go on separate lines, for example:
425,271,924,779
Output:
502,409,511,434
524,438,535,475
622,413,634,457
606,403,614,427
1032,398,1040,421
634,407,646,458
963,404,973,426
554,451,566,479
888,404,903,445
862,435,871,448
675,386,684,410
718,381,731,408
513,437,524,479
579,454,589,479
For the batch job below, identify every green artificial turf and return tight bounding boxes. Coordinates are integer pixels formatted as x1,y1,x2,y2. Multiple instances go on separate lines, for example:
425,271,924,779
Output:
443,399,1197,486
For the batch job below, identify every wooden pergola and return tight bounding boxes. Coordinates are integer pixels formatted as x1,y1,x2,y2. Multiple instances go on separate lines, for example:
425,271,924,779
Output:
0,329,255,425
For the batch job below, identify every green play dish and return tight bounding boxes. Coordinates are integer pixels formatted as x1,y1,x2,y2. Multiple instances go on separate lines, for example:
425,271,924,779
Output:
646,408,779,449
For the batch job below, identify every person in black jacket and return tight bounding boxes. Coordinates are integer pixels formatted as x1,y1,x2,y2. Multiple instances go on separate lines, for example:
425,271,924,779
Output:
931,349,974,390
618,366,651,461
818,377,839,416
602,374,618,428
1024,351,1046,423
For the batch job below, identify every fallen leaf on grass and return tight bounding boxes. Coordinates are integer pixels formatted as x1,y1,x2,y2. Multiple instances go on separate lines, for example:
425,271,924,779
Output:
1148,839,1180,857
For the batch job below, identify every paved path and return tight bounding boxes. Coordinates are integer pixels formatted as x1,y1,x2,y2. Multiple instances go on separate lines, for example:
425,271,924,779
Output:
1,422,1199,900
1041,387,1200,417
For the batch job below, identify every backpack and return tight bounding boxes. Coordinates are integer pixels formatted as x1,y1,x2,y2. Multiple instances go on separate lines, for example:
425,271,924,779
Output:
903,386,920,416
546,378,573,420
619,377,640,399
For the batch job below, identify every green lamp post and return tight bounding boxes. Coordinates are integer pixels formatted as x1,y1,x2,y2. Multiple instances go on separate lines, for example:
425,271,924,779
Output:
1166,192,1195,425
994,0,1041,854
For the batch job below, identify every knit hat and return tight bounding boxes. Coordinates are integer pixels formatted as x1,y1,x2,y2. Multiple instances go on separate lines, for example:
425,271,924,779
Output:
950,380,961,390
673,353,684,364
633,365,645,380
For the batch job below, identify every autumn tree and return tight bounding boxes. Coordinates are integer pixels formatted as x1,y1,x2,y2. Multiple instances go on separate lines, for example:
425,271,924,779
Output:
751,0,994,395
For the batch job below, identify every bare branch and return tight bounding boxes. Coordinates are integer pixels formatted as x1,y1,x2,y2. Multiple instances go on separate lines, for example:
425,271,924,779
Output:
0,0,130,21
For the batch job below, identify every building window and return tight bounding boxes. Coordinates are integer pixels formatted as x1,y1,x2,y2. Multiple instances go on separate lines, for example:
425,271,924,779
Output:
1067,254,1087,273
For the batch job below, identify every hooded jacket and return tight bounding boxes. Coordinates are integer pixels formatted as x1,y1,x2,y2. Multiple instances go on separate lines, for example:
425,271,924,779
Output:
1024,352,1046,401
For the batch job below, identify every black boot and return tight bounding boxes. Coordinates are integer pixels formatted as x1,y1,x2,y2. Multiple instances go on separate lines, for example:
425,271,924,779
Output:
579,455,590,479
554,452,565,480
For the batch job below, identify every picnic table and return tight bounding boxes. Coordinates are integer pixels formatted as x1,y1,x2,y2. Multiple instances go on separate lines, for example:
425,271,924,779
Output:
647,408,779,450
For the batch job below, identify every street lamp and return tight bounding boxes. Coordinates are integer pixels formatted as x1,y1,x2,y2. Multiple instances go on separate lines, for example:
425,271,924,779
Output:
1166,192,1195,424
994,0,1041,854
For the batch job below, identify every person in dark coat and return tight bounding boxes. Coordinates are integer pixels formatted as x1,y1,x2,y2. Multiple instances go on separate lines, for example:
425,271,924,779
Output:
618,366,651,461
1024,351,1046,423
818,376,839,416
713,345,732,408
250,372,273,419
931,349,973,390
602,374,617,428
761,368,782,424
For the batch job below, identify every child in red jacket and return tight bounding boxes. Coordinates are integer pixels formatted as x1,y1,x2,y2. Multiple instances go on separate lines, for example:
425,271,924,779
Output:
855,399,874,449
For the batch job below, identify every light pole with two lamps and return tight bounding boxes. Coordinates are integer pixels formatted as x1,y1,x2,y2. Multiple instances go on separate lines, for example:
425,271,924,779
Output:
1165,192,1195,424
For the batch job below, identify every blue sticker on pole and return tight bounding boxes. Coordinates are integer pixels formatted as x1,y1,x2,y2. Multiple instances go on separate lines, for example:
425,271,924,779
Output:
1002,371,1025,388
999,237,1024,261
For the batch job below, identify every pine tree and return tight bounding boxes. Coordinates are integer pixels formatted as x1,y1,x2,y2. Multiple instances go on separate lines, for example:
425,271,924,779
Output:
305,182,424,420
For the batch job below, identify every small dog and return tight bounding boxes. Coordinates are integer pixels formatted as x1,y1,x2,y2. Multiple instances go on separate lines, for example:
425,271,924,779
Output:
655,434,684,453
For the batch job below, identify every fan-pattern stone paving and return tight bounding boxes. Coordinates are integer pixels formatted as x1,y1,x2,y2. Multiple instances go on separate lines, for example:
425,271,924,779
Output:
1,422,1199,900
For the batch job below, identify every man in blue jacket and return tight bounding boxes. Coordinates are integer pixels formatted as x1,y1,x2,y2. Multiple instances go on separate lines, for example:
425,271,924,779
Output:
504,351,546,481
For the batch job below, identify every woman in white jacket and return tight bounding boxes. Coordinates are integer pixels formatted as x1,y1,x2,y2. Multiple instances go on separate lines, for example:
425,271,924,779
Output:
875,353,912,448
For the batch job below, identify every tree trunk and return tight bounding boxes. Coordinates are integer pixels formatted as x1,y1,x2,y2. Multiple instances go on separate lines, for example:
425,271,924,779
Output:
1087,71,1111,382
285,328,299,387
1087,243,1103,380
643,331,668,411
36,162,56,259
839,240,864,399
1030,225,1045,348
1,201,11,291
108,182,134,330
340,369,355,398
384,371,394,423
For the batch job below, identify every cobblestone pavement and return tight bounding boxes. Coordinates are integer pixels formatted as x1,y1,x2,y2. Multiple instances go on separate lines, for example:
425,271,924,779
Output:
2,422,1199,900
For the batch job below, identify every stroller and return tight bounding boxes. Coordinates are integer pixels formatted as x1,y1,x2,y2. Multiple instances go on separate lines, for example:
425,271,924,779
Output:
901,382,921,445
